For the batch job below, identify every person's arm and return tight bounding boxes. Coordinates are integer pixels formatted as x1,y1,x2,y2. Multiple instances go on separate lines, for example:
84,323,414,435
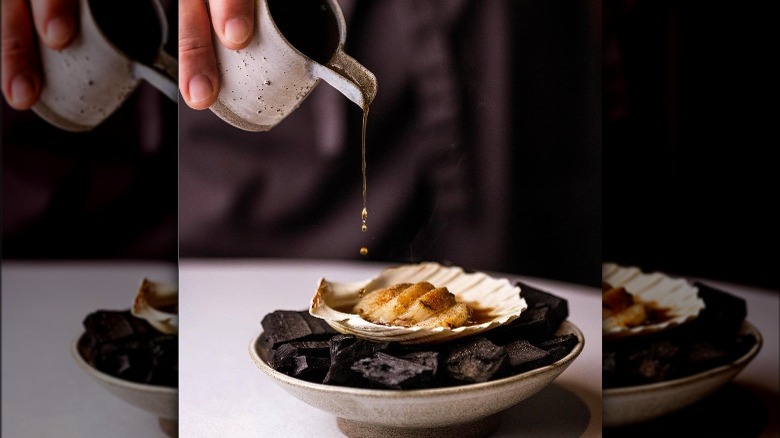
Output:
179,0,254,109
1,0,77,109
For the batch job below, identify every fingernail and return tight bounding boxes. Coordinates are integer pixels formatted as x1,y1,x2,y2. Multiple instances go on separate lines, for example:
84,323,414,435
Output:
10,74,36,105
224,17,251,46
189,74,214,103
45,17,75,47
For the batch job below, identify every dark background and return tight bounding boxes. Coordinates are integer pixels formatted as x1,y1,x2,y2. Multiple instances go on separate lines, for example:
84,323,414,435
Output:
3,1,601,288
604,0,779,289
509,0,601,287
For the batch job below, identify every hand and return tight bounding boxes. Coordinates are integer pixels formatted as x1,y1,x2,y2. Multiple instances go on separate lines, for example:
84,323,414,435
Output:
179,0,254,109
1,0,78,109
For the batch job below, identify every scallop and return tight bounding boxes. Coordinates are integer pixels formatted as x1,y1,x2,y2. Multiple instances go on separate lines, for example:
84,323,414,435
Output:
602,263,705,340
309,262,528,344
131,278,178,334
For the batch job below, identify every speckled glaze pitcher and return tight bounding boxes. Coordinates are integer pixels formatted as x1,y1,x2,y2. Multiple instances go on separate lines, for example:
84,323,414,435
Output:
209,0,377,131
32,0,178,132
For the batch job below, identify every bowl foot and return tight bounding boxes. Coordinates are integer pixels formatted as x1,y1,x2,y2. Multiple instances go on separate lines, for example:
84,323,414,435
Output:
337,413,500,438
158,417,178,437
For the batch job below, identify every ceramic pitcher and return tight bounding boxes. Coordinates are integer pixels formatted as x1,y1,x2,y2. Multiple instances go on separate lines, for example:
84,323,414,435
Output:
32,0,178,132
209,0,377,131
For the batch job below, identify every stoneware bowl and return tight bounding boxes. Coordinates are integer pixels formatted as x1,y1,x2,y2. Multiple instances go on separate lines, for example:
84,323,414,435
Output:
71,333,178,437
602,320,762,428
249,321,584,438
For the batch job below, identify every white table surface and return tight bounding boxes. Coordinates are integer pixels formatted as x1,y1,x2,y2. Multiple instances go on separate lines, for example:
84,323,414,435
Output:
178,259,604,438
1,261,178,438
6,260,774,437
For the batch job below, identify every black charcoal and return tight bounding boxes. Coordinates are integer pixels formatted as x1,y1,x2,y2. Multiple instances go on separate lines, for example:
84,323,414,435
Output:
692,282,747,335
486,306,556,344
81,310,178,387
516,281,569,328
258,282,579,390
323,338,389,386
504,339,549,371
536,334,579,362
261,310,337,348
351,352,436,389
686,341,729,366
272,341,330,369
292,356,331,381
83,310,136,342
446,337,508,383
400,351,439,376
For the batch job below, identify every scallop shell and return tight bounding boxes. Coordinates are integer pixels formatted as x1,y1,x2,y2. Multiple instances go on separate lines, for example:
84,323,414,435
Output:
131,278,178,335
602,263,705,340
309,262,528,344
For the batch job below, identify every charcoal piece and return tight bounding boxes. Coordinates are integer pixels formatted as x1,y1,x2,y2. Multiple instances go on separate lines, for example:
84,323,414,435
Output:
685,341,730,373
536,334,579,362
272,341,330,370
350,352,436,389
149,336,178,386
79,309,178,387
482,284,569,344
329,334,358,355
486,306,556,344
288,356,331,381
94,343,155,383
297,355,331,379
323,338,389,386
504,339,549,371
126,313,156,336
516,281,569,327
603,351,617,374
260,310,337,348
692,282,747,336
625,340,681,383
287,340,331,356
83,310,136,342
445,337,508,383
400,351,439,376
78,335,100,364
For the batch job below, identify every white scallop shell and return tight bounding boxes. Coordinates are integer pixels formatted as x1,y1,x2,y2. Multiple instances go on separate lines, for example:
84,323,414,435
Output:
602,263,705,339
309,262,527,344
131,278,178,335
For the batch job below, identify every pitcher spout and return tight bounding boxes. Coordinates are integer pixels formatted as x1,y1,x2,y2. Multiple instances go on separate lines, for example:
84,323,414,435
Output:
313,50,378,111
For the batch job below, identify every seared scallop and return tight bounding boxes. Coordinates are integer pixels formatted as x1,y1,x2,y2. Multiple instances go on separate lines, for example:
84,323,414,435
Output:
309,262,527,344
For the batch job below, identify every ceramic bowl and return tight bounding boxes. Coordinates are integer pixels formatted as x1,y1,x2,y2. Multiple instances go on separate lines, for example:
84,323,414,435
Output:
602,320,762,428
249,321,584,438
71,333,178,437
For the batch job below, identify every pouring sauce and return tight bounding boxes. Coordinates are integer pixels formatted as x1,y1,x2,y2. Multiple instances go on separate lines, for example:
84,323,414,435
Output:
360,107,369,255
269,0,373,255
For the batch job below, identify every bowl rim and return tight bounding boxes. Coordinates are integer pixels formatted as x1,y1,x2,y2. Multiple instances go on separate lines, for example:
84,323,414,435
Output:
71,332,177,394
602,319,763,396
248,319,584,398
